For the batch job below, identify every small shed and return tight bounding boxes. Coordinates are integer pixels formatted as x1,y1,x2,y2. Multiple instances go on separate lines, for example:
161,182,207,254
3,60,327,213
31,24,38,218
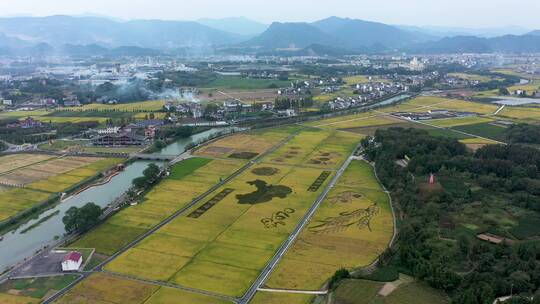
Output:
61,251,83,272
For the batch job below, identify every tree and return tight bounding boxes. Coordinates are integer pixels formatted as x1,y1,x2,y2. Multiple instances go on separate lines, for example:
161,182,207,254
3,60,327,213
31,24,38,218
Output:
328,268,350,290
132,176,148,189
499,87,510,96
143,163,161,181
62,203,103,233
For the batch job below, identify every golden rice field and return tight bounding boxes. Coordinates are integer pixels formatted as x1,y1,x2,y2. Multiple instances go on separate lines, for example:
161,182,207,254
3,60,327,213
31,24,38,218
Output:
343,75,371,85
30,116,109,124
71,158,245,255
0,293,40,304
195,126,301,159
0,188,51,222
497,106,540,121
103,129,360,298
425,116,493,128
447,73,493,82
55,272,231,304
25,158,122,193
426,98,499,115
66,100,167,112
0,110,49,119
0,157,122,222
265,160,393,292
55,273,158,304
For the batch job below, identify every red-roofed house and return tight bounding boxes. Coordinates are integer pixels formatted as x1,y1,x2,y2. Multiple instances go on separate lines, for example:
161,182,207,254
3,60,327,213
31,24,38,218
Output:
61,251,83,272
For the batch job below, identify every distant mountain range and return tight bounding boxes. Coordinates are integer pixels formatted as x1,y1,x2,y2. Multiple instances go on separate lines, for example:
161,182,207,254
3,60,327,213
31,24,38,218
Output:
197,17,268,36
0,15,538,56
0,15,242,49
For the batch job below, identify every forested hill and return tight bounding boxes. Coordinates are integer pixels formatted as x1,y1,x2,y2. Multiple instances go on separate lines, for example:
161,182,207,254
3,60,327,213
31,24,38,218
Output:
362,128,540,304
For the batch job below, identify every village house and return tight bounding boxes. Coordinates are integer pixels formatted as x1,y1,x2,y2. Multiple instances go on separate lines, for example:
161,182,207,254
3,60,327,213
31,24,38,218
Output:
61,251,83,272
7,117,43,129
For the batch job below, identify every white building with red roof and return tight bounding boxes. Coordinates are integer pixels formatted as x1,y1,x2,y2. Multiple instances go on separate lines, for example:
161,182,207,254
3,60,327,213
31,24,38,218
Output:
61,251,83,272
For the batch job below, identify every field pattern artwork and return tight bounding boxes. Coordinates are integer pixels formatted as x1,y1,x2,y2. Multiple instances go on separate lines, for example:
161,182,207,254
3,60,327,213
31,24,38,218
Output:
252,167,280,176
308,171,332,192
266,160,394,291
236,180,292,205
99,128,359,298
329,191,364,204
188,188,235,218
261,208,296,229
308,204,380,234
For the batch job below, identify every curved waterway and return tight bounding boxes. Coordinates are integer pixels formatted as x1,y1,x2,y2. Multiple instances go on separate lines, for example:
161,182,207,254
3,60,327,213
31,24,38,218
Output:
0,127,236,272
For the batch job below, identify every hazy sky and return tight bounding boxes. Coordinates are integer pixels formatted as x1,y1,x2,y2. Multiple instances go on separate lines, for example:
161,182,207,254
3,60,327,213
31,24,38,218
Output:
0,0,539,29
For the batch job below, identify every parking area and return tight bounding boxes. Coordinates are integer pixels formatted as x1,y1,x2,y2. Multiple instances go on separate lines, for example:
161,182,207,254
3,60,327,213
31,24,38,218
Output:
9,250,67,278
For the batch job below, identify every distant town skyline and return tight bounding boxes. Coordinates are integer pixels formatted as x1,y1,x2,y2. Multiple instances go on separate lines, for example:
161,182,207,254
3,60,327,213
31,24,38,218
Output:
0,0,539,29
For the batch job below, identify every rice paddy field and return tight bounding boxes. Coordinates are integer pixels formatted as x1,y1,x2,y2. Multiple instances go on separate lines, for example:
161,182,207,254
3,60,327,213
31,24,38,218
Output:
0,154,54,175
14,157,122,192
55,272,231,304
250,292,314,304
61,100,167,112
265,160,393,292
71,157,245,255
99,128,360,298
331,278,449,304
496,106,540,121
425,116,494,128
71,128,300,256
195,126,302,160
0,155,122,222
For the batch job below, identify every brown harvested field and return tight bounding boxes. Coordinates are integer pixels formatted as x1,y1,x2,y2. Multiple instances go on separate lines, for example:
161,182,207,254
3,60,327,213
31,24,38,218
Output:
0,156,105,186
0,154,54,175
194,134,274,158
0,168,53,185
31,156,104,174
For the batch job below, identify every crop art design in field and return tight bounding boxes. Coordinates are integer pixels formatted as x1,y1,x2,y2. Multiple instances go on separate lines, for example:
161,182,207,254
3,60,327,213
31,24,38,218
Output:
236,180,292,205
261,208,296,228
330,191,364,204
308,171,332,192
309,204,380,234
188,188,235,218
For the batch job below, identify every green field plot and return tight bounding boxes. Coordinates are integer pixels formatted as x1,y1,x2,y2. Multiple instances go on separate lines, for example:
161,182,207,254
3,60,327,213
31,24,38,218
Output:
510,215,540,239
169,157,212,180
265,161,393,290
202,76,291,90
452,122,507,141
334,279,384,304
424,128,472,140
384,282,449,304
0,275,79,301
340,121,432,136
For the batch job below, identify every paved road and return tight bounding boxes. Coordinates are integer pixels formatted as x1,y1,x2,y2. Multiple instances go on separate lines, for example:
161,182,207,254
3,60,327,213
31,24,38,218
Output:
42,130,300,304
238,146,359,304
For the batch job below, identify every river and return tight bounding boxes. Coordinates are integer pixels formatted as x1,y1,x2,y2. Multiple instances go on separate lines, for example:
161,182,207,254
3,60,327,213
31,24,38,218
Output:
0,127,235,272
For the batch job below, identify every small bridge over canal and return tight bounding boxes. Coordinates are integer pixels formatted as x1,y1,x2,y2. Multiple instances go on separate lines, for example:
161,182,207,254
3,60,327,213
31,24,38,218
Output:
130,153,177,161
